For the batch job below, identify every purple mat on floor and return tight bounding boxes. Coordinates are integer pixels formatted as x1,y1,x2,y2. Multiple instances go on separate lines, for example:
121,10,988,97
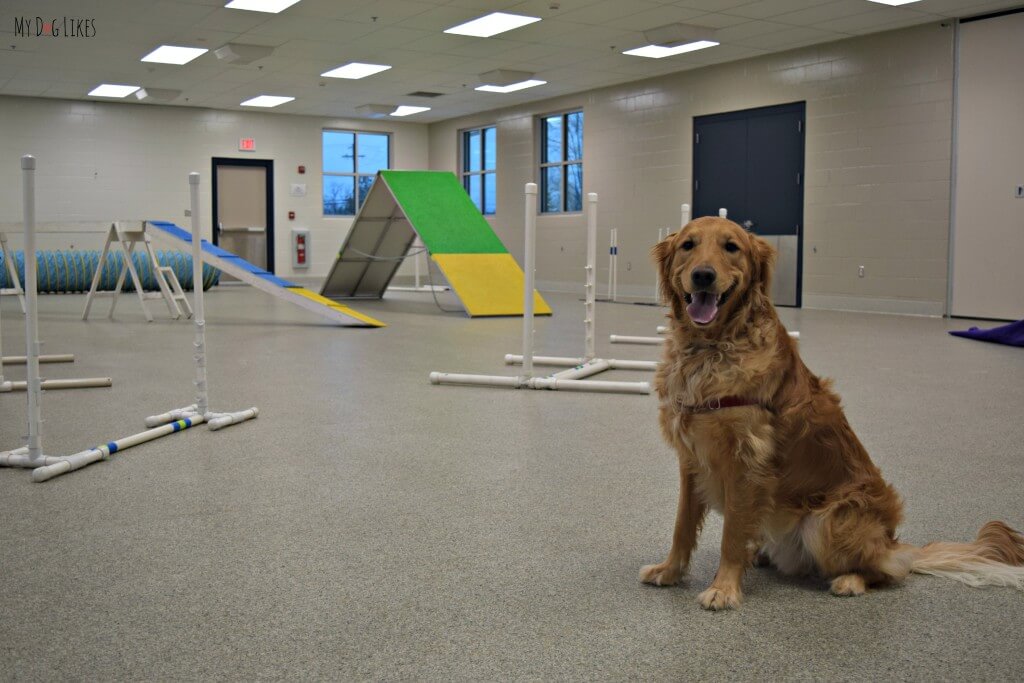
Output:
949,319,1024,347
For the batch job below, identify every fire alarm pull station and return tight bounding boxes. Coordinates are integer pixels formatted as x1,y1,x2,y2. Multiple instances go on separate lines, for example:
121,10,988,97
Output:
292,228,310,269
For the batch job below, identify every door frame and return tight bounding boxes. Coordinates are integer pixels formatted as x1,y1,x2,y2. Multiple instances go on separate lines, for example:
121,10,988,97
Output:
692,101,805,308
211,157,275,273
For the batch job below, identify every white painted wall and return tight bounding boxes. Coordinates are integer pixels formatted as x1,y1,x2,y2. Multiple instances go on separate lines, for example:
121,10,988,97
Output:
429,24,956,316
951,12,1024,321
0,96,429,278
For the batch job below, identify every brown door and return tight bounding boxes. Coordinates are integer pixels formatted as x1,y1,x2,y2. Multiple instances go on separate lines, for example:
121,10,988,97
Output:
213,159,273,279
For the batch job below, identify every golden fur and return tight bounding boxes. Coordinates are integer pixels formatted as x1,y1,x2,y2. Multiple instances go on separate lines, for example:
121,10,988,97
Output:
641,216,1024,609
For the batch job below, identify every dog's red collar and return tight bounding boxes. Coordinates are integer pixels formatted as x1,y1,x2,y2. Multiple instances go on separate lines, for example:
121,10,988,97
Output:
676,396,764,414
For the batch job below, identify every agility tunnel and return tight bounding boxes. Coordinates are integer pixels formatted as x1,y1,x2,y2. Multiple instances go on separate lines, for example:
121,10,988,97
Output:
320,170,551,317
0,249,219,293
147,220,384,327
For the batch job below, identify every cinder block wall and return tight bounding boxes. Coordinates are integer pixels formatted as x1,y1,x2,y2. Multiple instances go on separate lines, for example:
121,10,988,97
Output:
428,23,955,315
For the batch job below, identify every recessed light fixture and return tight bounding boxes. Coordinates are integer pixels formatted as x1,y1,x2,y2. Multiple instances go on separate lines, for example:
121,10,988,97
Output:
444,11,541,38
476,79,547,93
866,0,922,5
240,95,295,107
623,40,719,59
321,62,392,79
225,0,302,13
141,45,208,65
88,84,140,98
390,105,430,117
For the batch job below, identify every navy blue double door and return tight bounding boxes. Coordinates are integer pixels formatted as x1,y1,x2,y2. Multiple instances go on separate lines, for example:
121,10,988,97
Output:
692,102,805,307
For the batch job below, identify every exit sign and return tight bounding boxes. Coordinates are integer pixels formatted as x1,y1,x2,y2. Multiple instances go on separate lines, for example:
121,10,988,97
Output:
239,138,256,152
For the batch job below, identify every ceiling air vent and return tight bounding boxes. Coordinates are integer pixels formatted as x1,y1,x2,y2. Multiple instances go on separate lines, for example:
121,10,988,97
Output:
406,91,444,98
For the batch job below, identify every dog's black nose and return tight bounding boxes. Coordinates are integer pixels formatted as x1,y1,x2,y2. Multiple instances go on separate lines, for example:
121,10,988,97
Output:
691,267,716,289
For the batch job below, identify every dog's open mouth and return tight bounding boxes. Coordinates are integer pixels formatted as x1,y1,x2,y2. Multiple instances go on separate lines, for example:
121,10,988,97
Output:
683,287,734,325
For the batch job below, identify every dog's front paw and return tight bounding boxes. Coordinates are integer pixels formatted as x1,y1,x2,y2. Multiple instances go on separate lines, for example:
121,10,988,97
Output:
830,574,867,597
698,584,742,610
639,561,683,586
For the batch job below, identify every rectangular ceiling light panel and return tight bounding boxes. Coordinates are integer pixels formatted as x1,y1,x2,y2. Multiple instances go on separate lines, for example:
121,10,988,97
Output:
623,40,719,58
475,79,546,93
444,12,541,38
141,45,208,64
240,95,295,107
321,62,392,79
88,84,141,97
225,0,302,13
390,106,430,117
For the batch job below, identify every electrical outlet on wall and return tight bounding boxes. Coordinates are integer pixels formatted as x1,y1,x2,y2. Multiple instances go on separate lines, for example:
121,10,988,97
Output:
858,265,865,278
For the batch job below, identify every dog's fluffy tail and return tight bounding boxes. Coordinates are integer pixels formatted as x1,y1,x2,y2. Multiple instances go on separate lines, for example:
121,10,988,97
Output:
900,521,1024,590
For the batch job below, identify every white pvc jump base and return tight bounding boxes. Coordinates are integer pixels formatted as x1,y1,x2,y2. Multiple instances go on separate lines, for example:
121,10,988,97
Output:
0,159,255,482
430,186,652,395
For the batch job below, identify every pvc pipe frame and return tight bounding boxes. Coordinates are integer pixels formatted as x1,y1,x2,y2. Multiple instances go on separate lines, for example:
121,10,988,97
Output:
430,186,652,395
1,156,164,483
3,354,75,365
1,414,206,482
0,162,104,393
1,165,254,483
177,172,258,429
1,377,113,392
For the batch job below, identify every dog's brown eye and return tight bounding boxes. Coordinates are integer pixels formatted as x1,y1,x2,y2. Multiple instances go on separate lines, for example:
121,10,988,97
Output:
681,240,694,251
724,242,740,253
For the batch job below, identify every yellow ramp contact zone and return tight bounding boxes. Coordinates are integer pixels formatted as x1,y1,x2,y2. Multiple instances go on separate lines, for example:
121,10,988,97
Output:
431,253,552,317
288,287,387,327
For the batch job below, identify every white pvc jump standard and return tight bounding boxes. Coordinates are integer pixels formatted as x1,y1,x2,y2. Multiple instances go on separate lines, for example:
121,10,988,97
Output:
607,227,618,302
0,156,171,483
430,185,652,395
146,172,258,434
0,159,111,395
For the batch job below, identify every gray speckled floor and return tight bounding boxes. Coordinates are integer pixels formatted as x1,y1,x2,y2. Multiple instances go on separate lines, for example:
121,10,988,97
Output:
1,288,1022,681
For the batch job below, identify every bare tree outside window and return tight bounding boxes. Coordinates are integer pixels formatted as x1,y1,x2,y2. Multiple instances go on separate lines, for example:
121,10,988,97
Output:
540,111,583,213
323,131,390,216
461,126,496,215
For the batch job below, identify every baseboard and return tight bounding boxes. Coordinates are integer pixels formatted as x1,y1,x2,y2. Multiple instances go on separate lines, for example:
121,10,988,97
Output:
802,294,944,317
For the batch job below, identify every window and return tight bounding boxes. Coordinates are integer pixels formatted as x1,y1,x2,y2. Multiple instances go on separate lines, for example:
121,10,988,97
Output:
322,130,390,215
540,110,583,213
461,126,496,215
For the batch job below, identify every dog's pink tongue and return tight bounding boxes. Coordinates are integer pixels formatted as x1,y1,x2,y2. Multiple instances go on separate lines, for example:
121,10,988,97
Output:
687,291,719,324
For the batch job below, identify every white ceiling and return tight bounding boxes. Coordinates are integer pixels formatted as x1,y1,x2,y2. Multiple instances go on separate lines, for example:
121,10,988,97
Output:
1,0,1019,122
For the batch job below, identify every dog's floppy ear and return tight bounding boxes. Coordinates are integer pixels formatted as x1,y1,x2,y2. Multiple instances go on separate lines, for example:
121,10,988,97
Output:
750,234,776,303
652,234,686,320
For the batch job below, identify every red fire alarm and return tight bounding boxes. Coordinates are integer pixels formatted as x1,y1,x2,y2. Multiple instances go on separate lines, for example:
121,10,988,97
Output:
288,211,295,220
298,165,305,174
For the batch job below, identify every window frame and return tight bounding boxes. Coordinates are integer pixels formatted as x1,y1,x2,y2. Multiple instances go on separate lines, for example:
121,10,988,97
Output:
538,109,583,214
460,125,497,215
321,129,392,217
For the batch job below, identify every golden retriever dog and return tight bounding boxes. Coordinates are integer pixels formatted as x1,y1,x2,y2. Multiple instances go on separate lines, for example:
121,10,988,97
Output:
641,216,1024,610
